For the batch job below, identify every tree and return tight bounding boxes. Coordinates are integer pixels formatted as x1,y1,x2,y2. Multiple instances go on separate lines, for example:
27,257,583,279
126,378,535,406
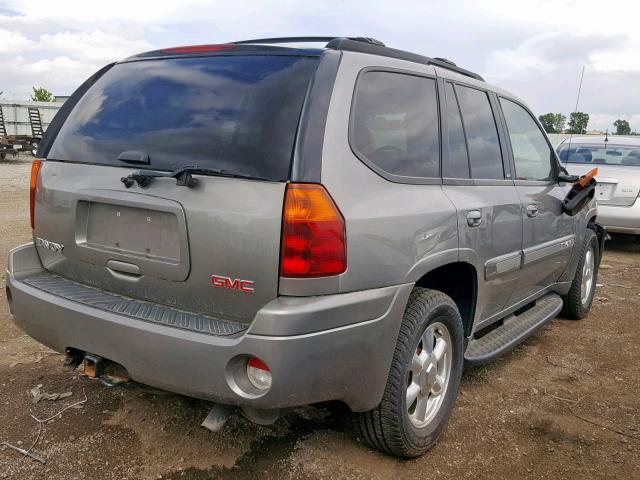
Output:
553,113,566,133
539,113,557,133
31,86,53,102
539,113,567,133
613,119,631,136
567,112,589,134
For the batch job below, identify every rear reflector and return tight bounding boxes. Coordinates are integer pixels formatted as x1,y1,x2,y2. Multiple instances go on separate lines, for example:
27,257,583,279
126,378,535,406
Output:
246,357,272,391
161,44,237,54
280,183,346,277
30,159,43,229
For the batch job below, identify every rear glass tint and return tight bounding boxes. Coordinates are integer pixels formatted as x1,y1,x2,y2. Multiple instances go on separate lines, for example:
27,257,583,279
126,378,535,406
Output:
558,144,640,166
351,71,440,178
48,55,319,180
455,85,504,179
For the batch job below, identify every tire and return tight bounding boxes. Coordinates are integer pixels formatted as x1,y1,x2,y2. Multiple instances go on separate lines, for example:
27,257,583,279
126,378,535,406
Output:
561,228,599,320
31,140,39,157
0,152,6,161
355,288,464,458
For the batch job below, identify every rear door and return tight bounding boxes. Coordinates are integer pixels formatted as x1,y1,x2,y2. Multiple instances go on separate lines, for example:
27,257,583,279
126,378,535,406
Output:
440,81,522,321
497,97,574,301
34,53,320,322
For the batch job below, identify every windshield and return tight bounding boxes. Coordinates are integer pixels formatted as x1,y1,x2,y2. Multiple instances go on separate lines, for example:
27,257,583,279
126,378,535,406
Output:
47,55,320,180
557,143,640,166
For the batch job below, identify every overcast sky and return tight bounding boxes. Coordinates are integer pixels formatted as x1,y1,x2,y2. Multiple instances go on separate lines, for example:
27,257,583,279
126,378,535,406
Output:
1,0,639,131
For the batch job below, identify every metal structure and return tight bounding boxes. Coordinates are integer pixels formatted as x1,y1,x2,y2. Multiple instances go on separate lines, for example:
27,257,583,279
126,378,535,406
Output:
0,100,63,157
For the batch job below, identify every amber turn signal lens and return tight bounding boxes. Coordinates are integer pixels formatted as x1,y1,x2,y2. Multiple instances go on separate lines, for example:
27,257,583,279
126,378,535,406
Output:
30,159,43,229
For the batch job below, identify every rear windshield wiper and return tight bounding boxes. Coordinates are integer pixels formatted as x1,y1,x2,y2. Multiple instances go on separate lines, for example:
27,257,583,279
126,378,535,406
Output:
121,165,270,188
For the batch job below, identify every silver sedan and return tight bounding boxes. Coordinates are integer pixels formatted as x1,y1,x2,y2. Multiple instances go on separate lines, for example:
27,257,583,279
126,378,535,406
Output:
557,135,640,236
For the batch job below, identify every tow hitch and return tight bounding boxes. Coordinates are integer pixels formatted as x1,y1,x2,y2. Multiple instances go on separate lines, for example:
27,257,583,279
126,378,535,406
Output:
64,348,130,386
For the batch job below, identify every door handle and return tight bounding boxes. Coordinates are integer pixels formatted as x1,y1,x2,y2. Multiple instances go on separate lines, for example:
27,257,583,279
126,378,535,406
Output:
466,210,482,227
526,204,539,218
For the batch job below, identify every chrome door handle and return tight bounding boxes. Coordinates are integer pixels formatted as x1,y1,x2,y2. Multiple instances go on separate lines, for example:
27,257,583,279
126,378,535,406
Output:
526,204,539,217
466,210,482,227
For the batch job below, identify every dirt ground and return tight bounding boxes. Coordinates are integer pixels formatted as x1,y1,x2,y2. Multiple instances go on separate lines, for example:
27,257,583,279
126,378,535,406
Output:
1,154,639,480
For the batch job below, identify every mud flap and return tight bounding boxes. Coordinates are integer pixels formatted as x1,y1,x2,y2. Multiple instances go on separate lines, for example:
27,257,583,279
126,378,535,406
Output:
590,222,609,268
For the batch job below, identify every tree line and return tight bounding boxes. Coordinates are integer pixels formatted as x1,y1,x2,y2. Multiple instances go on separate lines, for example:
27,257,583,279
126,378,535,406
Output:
538,112,636,136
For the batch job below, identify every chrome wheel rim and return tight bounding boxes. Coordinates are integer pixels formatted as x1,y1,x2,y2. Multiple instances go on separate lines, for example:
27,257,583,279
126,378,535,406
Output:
406,321,451,428
581,246,595,305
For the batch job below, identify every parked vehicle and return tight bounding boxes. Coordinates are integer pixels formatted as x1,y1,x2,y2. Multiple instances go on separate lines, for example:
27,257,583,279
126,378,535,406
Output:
6,36,605,458
0,102,60,156
558,135,640,237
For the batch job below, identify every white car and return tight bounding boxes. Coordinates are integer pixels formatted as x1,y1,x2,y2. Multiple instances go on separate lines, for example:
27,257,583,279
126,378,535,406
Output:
558,136,640,236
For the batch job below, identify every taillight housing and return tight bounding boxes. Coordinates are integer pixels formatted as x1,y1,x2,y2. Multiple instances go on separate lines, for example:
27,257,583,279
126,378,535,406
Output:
280,183,346,277
30,159,43,229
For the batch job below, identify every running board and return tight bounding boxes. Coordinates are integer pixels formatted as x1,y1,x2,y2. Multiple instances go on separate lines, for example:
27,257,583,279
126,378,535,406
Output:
464,293,563,366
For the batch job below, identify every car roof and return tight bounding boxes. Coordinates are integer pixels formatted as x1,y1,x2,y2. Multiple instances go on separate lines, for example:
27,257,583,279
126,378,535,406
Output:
559,136,640,147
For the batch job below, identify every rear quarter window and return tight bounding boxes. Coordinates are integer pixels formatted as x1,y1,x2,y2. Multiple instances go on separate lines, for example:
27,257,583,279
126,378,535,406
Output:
350,71,440,179
47,55,319,181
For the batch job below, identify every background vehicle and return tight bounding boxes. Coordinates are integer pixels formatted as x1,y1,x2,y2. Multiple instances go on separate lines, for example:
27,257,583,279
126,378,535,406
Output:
558,136,640,238
6,36,605,458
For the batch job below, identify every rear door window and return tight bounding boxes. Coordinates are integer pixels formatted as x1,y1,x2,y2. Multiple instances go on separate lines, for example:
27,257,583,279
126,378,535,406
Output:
351,71,440,179
47,55,319,181
443,82,470,178
456,85,504,179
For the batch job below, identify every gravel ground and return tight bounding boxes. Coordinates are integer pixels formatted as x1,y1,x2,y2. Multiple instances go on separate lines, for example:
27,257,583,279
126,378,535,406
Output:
1,154,639,479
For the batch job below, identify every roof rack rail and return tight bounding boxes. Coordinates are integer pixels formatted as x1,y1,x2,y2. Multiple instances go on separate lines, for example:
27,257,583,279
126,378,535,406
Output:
325,38,484,81
232,36,385,46
230,36,483,82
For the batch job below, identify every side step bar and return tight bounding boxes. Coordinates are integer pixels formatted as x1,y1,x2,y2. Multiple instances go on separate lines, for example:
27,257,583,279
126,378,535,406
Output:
464,293,563,366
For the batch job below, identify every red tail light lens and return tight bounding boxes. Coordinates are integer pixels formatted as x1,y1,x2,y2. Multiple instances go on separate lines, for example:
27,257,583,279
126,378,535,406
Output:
30,159,43,229
281,183,346,277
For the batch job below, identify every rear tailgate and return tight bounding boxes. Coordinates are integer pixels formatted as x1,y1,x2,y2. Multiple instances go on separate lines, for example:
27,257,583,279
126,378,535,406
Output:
34,162,285,321
34,53,320,322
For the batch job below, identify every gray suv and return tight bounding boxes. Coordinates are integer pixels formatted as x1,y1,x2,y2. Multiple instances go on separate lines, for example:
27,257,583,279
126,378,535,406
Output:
5,37,605,457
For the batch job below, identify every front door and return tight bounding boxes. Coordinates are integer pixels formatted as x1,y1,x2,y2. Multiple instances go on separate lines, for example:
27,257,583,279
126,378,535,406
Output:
498,97,574,302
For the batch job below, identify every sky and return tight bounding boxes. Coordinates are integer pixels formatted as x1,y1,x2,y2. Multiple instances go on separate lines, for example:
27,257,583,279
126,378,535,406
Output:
1,0,639,132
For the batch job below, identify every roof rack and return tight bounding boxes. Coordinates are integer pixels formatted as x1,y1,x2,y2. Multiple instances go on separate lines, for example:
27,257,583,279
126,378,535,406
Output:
232,36,385,46
231,36,483,81
325,38,484,81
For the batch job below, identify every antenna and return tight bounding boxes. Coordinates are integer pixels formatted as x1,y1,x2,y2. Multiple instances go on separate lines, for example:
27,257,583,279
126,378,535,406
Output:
565,65,586,159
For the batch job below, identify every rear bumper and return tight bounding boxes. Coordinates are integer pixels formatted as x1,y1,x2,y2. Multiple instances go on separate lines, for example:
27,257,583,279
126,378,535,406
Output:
597,199,640,235
6,243,411,412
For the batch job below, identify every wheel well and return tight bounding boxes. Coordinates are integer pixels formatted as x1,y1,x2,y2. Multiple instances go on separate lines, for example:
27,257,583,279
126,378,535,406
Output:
415,262,477,337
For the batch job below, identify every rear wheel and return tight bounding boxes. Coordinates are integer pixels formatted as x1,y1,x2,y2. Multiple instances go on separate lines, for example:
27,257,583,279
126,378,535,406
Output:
562,229,599,320
0,152,6,161
355,288,464,458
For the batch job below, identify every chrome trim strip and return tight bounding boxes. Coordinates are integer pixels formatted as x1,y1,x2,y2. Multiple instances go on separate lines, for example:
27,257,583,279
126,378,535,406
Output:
523,234,575,265
485,251,522,280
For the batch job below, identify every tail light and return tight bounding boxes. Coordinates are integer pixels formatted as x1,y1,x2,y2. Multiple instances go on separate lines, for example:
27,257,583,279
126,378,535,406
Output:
30,159,43,229
280,183,346,277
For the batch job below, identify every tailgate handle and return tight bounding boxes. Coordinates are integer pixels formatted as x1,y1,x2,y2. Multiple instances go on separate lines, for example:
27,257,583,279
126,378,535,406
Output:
106,260,141,276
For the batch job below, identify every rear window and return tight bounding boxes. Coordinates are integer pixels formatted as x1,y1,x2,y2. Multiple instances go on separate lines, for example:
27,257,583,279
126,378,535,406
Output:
557,144,640,166
47,55,320,180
